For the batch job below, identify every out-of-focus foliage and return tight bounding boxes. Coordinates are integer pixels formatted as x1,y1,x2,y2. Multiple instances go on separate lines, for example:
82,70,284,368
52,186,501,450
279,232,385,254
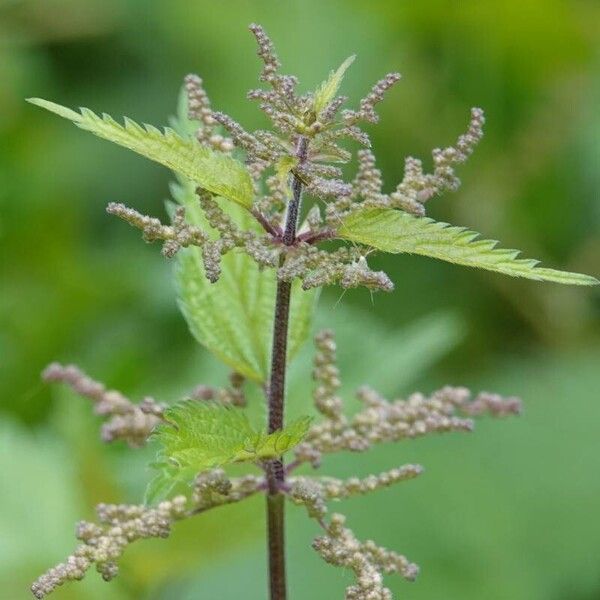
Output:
0,0,598,599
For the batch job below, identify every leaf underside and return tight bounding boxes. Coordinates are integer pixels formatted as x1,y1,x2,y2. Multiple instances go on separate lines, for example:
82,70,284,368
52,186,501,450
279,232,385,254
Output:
27,98,254,208
339,208,598,286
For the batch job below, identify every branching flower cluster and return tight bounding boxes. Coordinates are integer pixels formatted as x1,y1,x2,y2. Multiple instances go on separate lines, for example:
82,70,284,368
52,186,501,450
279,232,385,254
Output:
35,327,520,598
283,330,519,598
42,362,165,447
106,202,208,258
313,513,418,600
106,23,483,294
342,106,484,219
31,497,188,599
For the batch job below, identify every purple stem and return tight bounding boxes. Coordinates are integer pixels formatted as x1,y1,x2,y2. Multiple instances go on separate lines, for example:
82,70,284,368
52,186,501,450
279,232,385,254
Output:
265,136,308,600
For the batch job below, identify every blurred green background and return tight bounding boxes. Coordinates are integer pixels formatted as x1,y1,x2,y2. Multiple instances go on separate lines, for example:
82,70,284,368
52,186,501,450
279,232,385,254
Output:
1,0,599,598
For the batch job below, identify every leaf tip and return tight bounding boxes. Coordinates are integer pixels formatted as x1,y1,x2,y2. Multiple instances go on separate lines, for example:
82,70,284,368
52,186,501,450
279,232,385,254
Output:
26,97,82,122
345,54,357,67
578,274,600,286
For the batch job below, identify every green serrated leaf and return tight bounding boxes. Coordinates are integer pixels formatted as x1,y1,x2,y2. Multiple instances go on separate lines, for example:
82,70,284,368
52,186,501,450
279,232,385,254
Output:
148,402,310,500
27,97,254,208
338,208,599,286
312,55,355,116
170,94,319,381
151,402,254,480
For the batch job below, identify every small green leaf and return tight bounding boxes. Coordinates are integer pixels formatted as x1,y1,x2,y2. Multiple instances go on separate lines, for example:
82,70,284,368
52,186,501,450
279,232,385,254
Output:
339,208,599,286
27,97,254,208
148,401,310,500
312,55,355,116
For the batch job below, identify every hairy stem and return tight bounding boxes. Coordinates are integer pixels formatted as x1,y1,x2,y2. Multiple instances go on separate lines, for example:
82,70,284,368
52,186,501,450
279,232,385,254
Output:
265,136,308,600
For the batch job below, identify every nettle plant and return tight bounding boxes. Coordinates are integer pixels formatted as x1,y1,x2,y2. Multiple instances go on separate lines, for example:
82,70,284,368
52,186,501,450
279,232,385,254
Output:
29,24,597,600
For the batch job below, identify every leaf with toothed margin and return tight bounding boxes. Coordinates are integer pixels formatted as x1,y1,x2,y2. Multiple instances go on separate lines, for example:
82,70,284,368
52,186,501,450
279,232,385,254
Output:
145,401,311,504
338,208,599,286
27,97,254,209
312,55,355,116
